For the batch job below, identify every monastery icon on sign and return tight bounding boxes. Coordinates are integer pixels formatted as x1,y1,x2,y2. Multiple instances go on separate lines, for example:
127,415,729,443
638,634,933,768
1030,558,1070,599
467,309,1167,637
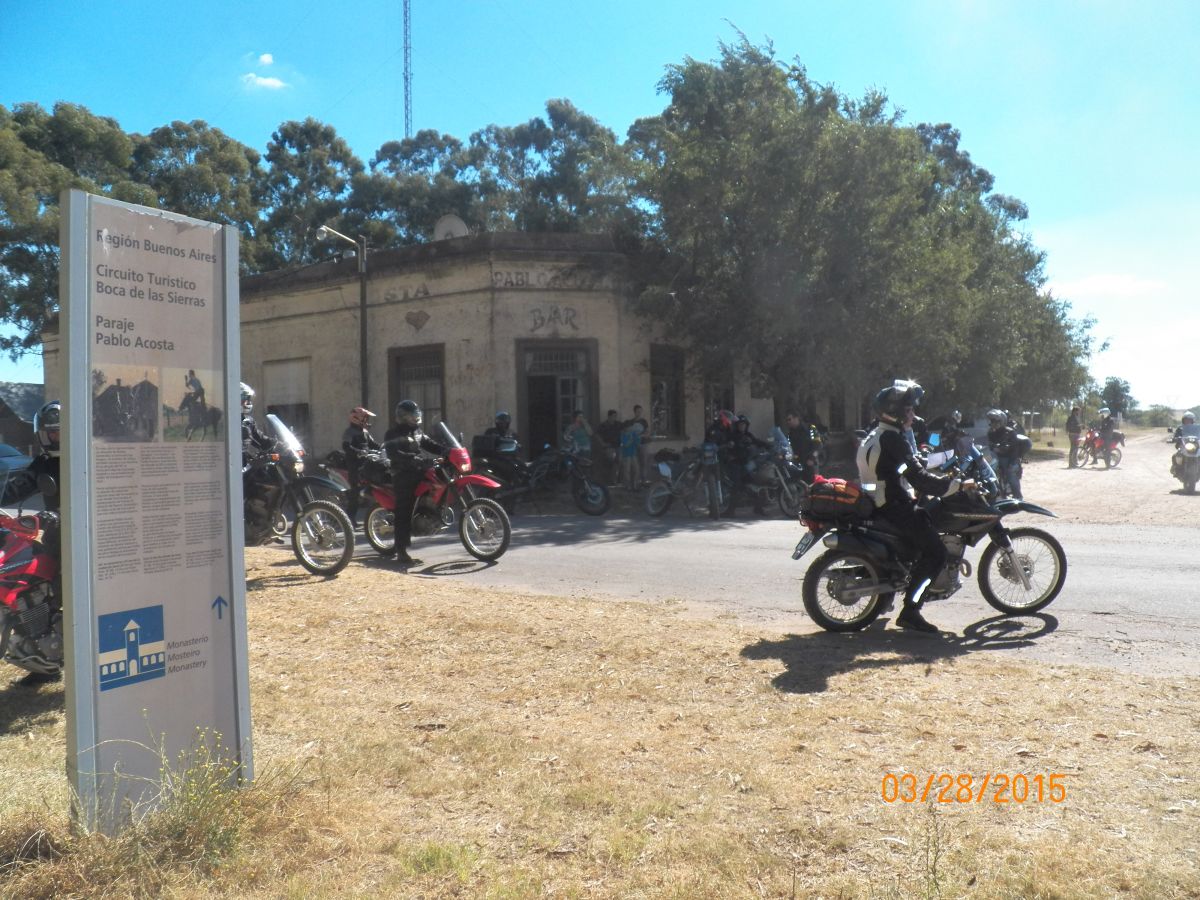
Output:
98,605,167,691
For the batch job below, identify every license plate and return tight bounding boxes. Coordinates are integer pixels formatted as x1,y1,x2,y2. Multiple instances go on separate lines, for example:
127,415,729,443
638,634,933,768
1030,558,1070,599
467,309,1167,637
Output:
792,531,818,560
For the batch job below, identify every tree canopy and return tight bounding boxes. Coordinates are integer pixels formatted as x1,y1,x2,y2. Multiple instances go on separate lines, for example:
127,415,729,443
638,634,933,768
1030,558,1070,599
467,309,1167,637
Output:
0,41,1096,416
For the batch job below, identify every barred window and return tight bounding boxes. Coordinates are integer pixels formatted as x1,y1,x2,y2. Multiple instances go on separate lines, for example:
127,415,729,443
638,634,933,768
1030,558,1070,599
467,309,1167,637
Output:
392,345,444,426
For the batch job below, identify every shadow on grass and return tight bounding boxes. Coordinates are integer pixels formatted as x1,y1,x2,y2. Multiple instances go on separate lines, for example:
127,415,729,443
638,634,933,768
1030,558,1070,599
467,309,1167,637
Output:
740,612,1058,695
0,678,64,735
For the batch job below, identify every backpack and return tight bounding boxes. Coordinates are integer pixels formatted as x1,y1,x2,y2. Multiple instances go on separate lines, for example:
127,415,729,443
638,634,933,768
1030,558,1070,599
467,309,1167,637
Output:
799,476,876,522
1014,434,1033,459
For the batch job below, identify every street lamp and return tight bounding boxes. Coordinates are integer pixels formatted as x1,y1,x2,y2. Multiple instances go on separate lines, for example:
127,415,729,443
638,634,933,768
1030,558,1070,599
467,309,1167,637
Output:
317,224,369,408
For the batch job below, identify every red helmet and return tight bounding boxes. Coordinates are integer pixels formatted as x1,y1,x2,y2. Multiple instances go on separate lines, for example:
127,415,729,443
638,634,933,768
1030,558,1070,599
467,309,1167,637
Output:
349,406,375,427
716,409,735,430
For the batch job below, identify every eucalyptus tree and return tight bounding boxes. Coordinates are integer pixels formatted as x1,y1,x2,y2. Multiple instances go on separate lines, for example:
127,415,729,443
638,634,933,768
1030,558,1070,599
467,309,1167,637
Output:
129,120,269,272
259,118,364,268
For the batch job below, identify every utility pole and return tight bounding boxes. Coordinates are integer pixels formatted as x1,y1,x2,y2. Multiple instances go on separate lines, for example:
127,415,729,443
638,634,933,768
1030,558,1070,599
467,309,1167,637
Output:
403,0,412,138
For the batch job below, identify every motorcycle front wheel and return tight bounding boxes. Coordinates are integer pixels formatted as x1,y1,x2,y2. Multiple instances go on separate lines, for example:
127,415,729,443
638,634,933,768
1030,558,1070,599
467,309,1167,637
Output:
291,500,355,576
977,527,1067,614
364,506,396,555
459,497,511,561
645,482,674,517
801,550,893,632
778,480,806,519
573,479,611,516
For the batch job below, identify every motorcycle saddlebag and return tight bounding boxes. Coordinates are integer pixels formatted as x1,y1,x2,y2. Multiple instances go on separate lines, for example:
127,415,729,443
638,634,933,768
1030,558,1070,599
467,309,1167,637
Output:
800,476,875,522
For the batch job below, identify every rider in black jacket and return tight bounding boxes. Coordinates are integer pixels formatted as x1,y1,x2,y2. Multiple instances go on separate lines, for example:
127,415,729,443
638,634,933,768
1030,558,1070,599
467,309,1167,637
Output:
240,383,274,461
857,380,971,634
341,406,381,524
383,400,446,567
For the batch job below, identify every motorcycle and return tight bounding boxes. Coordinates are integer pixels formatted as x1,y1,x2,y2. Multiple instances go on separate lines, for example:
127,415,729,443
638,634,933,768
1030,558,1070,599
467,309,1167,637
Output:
1170,424,1200,493
473,435,611,516
0,474,62,678
742,427,810,518
243,414,356,576
793,482,1067,632
360,421,512,561
645,446,724,517
1080,427,1124,468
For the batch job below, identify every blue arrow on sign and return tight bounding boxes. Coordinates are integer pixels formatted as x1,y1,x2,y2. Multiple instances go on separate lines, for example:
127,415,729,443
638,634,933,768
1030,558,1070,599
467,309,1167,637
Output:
212,595,228,620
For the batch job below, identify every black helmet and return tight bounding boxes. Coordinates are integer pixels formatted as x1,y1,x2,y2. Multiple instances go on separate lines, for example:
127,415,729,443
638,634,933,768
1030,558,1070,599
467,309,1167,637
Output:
874,379,924,421
35,401,61,457
1184,412,1196,425
736,414,750,428
495,411,511,425
986,408,1006,425
395,399,422,427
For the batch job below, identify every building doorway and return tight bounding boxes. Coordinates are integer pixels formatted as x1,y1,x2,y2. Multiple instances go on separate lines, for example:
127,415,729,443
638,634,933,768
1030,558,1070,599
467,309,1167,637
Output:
518,341,598,460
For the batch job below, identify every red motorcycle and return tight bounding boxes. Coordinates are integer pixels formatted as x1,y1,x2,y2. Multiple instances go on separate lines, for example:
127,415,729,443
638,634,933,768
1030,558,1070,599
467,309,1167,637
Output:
360,422,512,562
1080,427,1124,468
0,477,63,679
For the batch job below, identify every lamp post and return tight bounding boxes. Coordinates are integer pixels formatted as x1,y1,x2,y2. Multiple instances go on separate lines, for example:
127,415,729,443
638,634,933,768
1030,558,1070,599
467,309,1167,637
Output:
317,224,369,408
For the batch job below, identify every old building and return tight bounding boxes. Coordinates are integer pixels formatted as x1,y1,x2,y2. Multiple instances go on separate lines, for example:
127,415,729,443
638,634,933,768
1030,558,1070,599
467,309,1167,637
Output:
236,232,777,457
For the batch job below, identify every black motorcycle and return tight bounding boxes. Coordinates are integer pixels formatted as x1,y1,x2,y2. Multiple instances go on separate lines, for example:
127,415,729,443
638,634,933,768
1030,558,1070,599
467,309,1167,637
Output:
472,435,610,515
243,414,356,575
793,486,1067,632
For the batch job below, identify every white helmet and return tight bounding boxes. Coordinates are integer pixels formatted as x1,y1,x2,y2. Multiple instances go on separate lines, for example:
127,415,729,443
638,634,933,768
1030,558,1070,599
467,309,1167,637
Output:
1098,407,1110,417
240,382,255,415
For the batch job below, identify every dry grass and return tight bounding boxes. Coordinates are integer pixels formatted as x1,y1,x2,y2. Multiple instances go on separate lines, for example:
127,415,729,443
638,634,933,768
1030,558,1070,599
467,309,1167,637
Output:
2,548,1198,898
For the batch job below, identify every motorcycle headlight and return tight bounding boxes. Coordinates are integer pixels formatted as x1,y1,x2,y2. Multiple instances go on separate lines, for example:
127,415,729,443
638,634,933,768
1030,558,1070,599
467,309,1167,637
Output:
1186,441,1198,453
293,460,305,474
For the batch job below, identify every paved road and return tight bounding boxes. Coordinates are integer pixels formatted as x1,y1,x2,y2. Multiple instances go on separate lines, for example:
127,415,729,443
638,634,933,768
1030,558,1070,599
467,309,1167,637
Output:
353,430,1200,677
382,511,1200,677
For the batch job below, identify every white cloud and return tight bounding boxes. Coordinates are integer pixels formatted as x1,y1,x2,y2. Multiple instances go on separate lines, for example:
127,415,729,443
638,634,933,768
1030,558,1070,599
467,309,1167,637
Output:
241,73,289,91
259,53,274,66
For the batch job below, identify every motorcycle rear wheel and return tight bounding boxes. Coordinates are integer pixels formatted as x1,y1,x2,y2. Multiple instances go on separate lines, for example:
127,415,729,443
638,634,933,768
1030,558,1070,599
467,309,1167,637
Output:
645,483,674,517
459,497,511,561
573,479,611,516
291,500,355,576
364,506,396,555
801,549,893,632
1105,447,1122,468
977,527,1067,614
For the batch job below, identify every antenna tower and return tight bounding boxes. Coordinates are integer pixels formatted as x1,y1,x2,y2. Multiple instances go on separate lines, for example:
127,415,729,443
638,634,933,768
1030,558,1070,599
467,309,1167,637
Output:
403,0,412,138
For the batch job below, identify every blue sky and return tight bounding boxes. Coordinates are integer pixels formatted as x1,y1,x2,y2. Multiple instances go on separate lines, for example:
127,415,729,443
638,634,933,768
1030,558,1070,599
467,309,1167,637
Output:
3,0,1197,408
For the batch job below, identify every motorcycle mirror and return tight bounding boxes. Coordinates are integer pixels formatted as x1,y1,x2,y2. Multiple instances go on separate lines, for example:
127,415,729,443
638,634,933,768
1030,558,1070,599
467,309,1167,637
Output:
36,473,58,498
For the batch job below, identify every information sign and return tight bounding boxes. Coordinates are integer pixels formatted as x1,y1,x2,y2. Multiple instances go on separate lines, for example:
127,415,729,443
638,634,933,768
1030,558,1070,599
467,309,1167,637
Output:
59,191,251,831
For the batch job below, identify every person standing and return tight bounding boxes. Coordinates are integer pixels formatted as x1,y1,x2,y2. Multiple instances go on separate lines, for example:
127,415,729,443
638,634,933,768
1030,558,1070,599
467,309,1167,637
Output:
625,405,651,486
595,409,622,486
1065,406,1083,468
619,420,643,491
384,400,447,568
784,411,817,484
563,410,593,458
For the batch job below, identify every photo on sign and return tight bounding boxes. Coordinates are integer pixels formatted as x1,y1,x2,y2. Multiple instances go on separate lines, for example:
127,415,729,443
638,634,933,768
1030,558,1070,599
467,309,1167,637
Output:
162,367,223,442
91,365,160,443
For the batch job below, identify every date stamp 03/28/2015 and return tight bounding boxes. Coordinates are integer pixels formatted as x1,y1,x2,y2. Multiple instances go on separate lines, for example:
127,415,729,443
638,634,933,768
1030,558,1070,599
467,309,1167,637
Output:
882,773,1068,804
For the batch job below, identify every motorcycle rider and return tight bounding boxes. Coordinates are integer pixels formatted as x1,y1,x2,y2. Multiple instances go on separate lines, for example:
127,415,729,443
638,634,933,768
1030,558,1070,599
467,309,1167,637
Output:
384,400,447,568
485,411,518,443
858,380,972,634
342,407,381,525
1171,411,1199,477
986,409,1024,499
729,415,770,513
240,383,274,461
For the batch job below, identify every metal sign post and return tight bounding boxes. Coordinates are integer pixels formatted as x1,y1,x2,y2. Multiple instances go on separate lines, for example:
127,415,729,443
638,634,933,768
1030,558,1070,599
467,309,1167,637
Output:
59,190,251,832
